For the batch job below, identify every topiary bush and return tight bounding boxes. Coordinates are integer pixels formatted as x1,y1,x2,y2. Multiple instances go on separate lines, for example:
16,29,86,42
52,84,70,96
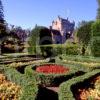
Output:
91,20,100,57
28,26,53,57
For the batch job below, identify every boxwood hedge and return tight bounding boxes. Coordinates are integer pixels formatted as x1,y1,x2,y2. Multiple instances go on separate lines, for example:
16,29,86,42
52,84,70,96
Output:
25,63,86,87
59,69,100,100
2,67,38,100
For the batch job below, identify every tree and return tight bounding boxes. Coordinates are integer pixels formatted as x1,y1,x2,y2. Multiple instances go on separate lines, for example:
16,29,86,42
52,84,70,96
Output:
78,20,87,28
90,20,100,57
77,21,94,55
0,0,4,22
0,0,7,37
96,0,100,19
0,0,6,54
77,21,94,45
10,26,28,42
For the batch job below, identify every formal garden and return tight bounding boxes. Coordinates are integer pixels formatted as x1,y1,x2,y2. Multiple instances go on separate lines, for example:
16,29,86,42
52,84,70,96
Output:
0,0,100,100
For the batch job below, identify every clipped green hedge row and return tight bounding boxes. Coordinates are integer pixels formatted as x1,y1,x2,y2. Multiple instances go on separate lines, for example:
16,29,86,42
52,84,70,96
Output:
57,54,100,63
59,69,100,100
3,67,38,100
25,63,87,87
28,43,80,57
52,44,80,56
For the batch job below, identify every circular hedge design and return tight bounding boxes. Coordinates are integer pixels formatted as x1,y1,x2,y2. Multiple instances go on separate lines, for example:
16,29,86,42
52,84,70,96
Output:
36,64,69,74
28,63,85,87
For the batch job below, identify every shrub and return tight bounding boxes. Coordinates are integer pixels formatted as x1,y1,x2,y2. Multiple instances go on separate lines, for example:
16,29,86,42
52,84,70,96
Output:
59,69,100,100
56,55,100,70
25,63,86,87
91,20,100,57
65,43,80,55
3,67,38,100
77,21,94,45
28,26,52,56
39,43,80,57
90,37,100,57
91,20,100,36
58,54,100,63
40,45,53,57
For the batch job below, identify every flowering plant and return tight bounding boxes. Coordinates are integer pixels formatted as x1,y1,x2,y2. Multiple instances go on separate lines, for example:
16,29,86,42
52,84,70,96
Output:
36,64,69,74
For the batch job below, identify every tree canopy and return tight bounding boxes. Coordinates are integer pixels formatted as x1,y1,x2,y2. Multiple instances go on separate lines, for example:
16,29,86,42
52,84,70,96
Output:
77,21,94,46
0,0,4,22
97,0,100,19
0,0,7,38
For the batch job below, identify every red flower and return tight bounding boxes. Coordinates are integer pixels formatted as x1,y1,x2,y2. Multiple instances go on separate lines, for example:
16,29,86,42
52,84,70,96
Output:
36,64,69,74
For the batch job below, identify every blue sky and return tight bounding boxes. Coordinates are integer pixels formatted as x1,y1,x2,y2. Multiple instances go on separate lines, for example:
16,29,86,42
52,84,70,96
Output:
3,0,98,29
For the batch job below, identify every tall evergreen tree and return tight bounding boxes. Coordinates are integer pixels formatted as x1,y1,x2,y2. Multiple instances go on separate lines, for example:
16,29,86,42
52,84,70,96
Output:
0,0,6,37
97,0,100,19
0,0,6,54
0,0,4,23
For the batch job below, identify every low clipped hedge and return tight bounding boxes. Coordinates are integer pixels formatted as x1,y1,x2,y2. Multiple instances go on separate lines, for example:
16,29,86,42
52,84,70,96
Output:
28,43,80,57
59,69,100,100
25,63,86,87
51,44,80,56
3,67,38,100
56,55,100,70
57,54,100,63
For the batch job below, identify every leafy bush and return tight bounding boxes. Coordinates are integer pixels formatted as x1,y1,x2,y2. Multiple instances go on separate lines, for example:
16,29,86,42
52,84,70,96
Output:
59,54,100,63
77,21,94,45
59,69,100,100
91,20,100,36
28,25,80,57
56,55,100,70
25,63,86,87
90,37,100,57
28,26,52,56
65,44,80,55
3,67,38,100
91,20,100,57
39,43,80,57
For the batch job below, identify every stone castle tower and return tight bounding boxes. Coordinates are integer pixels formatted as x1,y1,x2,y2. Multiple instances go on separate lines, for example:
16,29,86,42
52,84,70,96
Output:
51,16,75,43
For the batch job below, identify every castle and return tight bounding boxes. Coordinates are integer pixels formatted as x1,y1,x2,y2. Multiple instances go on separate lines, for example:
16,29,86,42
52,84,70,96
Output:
50,16,75,44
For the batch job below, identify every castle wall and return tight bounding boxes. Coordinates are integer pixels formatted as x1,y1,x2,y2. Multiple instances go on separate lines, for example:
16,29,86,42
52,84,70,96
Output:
51,16,75,44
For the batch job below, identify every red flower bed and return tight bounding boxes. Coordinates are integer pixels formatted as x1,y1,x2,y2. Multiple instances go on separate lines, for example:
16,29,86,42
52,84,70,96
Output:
36,64,69,74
